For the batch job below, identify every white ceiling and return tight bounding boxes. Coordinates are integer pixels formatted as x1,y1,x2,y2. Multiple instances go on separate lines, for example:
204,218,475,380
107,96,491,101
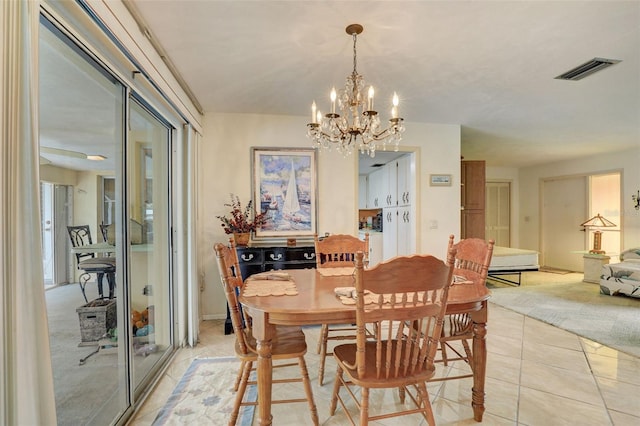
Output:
123,0,640,169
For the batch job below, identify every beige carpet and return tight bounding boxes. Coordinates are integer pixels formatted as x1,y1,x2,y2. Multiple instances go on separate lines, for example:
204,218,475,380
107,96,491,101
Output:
488,271,640,358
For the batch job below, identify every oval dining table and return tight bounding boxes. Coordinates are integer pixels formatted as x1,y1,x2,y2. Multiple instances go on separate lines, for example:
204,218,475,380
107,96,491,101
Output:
239,267,490,426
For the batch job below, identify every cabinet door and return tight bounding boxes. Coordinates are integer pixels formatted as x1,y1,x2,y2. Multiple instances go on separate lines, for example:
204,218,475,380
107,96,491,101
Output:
462,209,486,239
396,155,411,206
358,175,368,209
382,208,397,260
462,161,485,210
383,161,396,207
368,233,383,267
367,169,383,208
397,206,412,255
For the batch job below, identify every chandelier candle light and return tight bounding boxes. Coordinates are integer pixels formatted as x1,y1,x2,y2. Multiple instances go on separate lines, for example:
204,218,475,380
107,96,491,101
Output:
307,24,405,157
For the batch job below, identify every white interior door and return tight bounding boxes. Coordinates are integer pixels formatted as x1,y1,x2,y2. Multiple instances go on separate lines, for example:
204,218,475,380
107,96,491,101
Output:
53,185,71,284
542,176,586,271
41,183,54,285
485,181,510,246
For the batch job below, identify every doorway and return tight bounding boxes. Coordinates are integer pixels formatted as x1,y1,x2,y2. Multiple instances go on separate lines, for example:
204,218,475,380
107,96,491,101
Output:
40,183,72,287
540,172,621,271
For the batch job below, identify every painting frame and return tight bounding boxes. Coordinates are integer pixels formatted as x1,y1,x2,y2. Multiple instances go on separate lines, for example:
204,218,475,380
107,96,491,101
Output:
429,174,452,186
251,147,318,241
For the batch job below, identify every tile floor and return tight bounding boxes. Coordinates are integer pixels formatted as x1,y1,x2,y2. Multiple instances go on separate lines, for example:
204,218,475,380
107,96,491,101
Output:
130,297,640,425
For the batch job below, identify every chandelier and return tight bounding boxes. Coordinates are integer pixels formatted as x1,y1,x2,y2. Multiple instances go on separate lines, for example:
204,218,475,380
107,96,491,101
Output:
306,24,405,157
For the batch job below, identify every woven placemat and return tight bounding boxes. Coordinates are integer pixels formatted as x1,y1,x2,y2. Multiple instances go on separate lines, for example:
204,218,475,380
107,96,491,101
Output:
243,273,298,296
318,267,355,277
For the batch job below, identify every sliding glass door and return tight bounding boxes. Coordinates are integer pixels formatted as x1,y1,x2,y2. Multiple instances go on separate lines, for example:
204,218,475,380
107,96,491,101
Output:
128,98,174,391
40,11,177,425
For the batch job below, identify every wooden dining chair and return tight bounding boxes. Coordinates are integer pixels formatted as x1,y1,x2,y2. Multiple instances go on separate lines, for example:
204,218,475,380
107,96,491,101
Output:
314,233,369,385
329,249,456,426
213,239,319,426
67,225,116,302
434,235,494,380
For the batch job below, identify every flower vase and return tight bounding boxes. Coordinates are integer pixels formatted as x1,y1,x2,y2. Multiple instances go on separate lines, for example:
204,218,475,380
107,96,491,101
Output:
233,232,250,246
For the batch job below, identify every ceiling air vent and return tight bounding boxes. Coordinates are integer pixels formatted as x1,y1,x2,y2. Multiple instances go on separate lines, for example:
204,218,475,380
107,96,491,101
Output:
555,57,621,81
371,163,386,168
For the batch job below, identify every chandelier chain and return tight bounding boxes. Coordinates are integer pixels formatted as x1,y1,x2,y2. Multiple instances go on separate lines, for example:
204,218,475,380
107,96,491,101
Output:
352,32,358,75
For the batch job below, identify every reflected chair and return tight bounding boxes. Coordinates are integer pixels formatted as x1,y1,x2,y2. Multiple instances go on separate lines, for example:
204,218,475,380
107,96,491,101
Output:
67,225,116,302
434,234,494,380
99,222,109,242
314,233,369,385
214,239,319,426
329,250,456,425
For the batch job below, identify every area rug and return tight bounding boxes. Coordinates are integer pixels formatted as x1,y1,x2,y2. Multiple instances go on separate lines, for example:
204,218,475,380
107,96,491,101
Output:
152,357,256,426
488,278,640,358
538,266,572,274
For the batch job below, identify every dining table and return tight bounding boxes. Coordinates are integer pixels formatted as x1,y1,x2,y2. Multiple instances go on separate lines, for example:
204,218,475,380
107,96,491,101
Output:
239,267,490,425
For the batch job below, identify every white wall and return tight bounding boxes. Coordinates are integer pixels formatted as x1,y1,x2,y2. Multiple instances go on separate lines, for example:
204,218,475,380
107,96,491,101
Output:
519,147,640,253
199,113,461,318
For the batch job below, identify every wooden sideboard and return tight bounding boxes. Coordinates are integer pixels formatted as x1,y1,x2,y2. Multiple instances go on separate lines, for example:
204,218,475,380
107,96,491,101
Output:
224,244,316,334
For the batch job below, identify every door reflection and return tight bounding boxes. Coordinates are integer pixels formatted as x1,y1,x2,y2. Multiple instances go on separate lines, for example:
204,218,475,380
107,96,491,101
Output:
129,99,173,391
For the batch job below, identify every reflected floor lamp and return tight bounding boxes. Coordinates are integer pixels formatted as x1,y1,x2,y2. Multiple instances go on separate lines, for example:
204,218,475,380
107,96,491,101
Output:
580,213,616,254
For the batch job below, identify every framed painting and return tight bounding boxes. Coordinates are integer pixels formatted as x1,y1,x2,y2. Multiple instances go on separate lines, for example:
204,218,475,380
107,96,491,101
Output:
251,147,318,240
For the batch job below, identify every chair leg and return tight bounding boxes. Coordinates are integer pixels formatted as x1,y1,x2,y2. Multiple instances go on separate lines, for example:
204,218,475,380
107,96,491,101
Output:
229,360,252,426
107,272,115,298
416,382,435,426
329,366,343,416
318,324,329,385
96,272,105,298
316,323,327,354
440,340,449,366
461,339,473,365
79,272,91,303
233,360,246,392
359,387,370,426
298,356,319,425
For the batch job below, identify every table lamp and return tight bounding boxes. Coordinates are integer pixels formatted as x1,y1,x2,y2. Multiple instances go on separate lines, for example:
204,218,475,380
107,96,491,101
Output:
580,213,616,254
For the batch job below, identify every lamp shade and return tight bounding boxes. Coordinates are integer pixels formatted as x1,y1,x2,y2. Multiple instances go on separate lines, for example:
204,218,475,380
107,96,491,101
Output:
580,213,616,228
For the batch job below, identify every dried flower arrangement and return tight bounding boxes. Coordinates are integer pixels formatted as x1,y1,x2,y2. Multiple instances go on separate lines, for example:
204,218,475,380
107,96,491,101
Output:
216,193,267,234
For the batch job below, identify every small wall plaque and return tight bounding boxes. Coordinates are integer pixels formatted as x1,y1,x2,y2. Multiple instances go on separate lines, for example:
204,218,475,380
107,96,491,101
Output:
430,174,452,186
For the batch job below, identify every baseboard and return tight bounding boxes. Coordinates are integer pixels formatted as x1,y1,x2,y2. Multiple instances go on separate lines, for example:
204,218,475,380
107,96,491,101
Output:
202,313,226,320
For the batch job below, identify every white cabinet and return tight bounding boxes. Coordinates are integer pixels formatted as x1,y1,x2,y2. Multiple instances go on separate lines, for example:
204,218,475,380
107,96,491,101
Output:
396,156,411,207
362,153,414,261
382,162,396,207
583,254,610,283
397,206,412,256
358,175,367,209
382,209,398,259
380,154,414,261
367,169,384,208
360,231,383,267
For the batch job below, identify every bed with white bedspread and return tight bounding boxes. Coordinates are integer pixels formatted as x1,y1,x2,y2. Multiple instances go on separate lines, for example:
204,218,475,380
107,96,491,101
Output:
488,246,540,286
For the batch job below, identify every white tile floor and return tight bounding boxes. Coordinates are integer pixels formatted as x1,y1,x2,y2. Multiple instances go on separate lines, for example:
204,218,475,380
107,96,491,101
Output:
130,292,640,425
